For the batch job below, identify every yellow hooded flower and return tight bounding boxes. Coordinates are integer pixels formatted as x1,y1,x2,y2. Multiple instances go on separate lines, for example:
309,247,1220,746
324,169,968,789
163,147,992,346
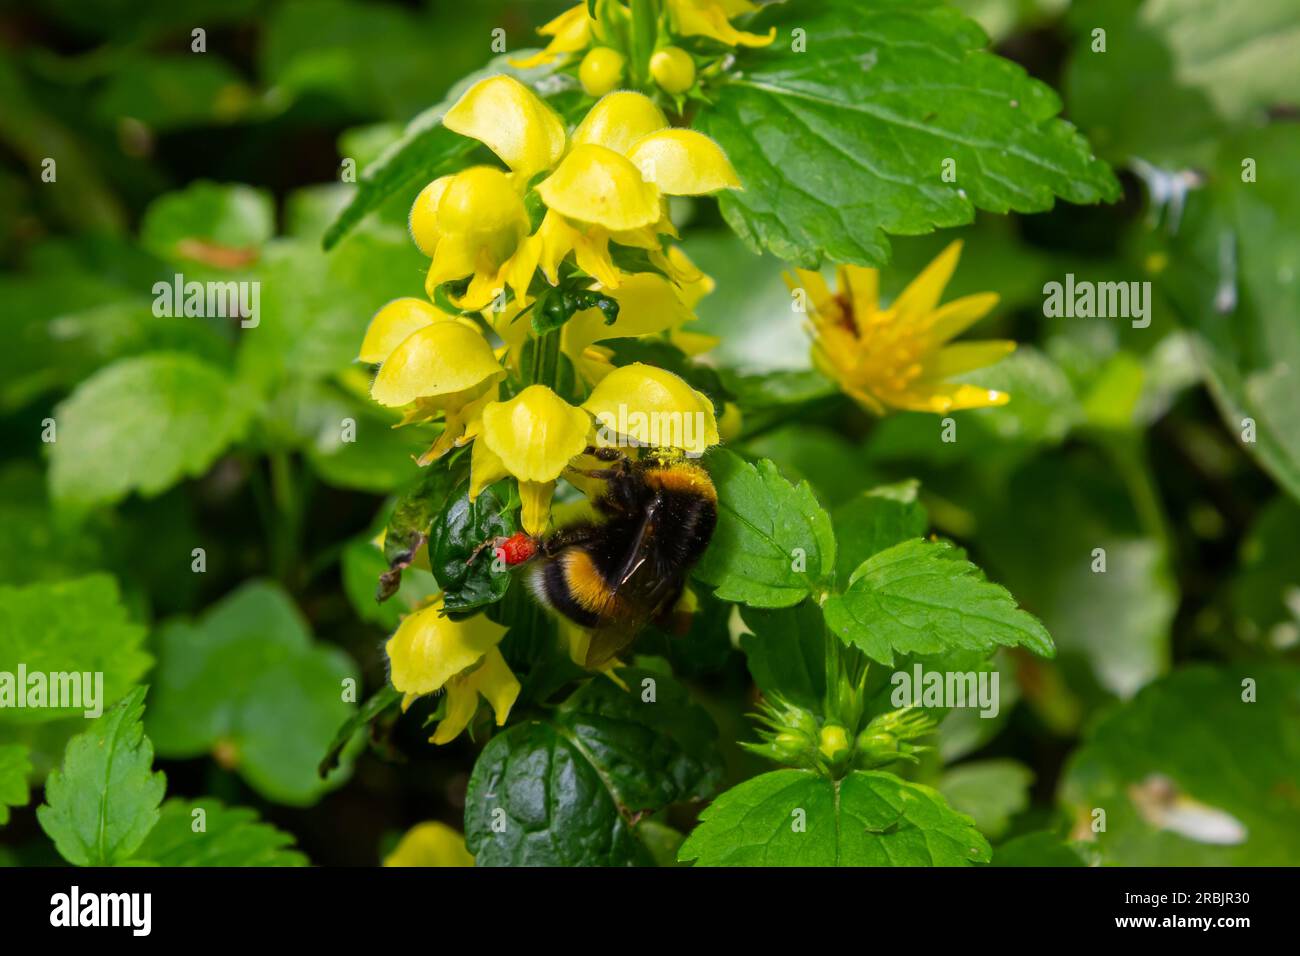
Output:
788,241,1015,415
418,76,735,311
508,4,593,69
514,1,773,72
383,822,475,867
583,362,720,456
538,92,739,233
516,91,737,292
369,320,505,461
469,385,593,534
386,596,519,744
423,166,533,311
413,75,566,310
357,297,450,364
667,0,776,47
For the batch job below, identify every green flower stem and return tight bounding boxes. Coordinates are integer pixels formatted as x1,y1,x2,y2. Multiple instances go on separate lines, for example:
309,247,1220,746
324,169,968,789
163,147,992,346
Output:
627,0,659,88
268,448,308,585
527,326,563,391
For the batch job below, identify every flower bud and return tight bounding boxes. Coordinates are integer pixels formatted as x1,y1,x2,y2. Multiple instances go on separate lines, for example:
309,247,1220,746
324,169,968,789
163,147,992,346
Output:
818,724,851,763
579,47,625,98
650,46,695,94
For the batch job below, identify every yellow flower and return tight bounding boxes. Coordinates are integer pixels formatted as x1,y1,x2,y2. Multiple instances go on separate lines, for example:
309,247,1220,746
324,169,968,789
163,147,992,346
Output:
414,75,565,310
508,4,593,69
788,241,1015,415
666,0,775,48
383,822,474,867
514,90,738,296
469,385,593,534
417,76,736,311
425,166,532,311
513,1,773,71
367,318,505,462
582,362,720,456
385,596,519,745
357,297,450,364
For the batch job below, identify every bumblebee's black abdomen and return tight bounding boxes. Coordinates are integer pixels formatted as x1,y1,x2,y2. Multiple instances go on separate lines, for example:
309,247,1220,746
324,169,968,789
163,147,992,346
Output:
528,552,603,628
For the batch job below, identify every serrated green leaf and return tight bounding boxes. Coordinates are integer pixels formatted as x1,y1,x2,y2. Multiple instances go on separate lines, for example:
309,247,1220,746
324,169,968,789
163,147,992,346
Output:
744,426,880,509
693,449,835,607
824,538,1054,665
134,797,308,866
1061,664,1300,865
429,479,518,613
37,687,166,866
678,769,990,866
145,582,359,805
48,353,252,511
831,481,928,585
0,574,151,724
697,0,1118,267
0,744,31,826
465,669,723,866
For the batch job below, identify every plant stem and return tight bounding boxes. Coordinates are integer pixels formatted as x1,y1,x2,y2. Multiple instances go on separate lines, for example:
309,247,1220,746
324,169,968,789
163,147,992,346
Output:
268,448,303,585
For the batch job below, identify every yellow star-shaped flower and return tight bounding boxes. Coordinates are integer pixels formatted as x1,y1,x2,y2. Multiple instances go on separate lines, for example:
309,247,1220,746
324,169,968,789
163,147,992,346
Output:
788,241,1015,415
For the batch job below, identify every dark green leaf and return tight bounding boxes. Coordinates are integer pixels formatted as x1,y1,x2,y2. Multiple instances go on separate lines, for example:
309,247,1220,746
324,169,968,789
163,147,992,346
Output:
318,685,402,779
740,601,826,710
697,0,1118,267
429,479,518,613
465,669,723,866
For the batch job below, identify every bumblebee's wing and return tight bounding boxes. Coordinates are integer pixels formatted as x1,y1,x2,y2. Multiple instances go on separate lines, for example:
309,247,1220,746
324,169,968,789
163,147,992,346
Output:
583,494,677,668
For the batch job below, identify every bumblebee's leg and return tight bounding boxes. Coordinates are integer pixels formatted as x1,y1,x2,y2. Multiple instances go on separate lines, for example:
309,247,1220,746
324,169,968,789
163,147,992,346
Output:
568,466,622,480
583,445,628,464
465,536,509,566
538,522,602,555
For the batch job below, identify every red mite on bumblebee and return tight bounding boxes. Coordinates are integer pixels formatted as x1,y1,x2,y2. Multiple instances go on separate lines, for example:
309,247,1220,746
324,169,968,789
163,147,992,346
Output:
472,446,717,668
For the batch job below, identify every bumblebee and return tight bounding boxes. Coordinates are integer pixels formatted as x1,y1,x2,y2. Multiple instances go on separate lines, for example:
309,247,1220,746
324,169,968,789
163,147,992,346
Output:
490,448,717,667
